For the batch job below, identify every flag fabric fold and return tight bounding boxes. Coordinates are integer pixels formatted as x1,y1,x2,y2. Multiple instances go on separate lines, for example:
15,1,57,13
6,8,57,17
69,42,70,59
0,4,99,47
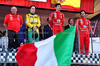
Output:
16,26,76,66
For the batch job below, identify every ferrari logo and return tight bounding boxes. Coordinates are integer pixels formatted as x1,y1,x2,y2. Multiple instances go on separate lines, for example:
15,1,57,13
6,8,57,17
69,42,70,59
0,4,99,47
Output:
81,21,83,25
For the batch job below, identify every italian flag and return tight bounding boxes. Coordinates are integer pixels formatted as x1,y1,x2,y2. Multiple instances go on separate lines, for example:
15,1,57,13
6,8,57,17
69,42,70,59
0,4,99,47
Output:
15,26,76,66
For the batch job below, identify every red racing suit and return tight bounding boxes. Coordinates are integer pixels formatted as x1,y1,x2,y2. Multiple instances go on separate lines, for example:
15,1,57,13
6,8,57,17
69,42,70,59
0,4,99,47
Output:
49,11,65,35
76,17,91,55
4,13,23,32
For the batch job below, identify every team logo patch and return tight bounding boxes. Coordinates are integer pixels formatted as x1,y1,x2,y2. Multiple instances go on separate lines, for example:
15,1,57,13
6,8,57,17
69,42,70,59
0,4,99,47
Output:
10,15,12,16
81,21,83,25
54,13,57,15
34,20,37,21
30,19,33,21
10,17,13,21
83,25,87,28
17,15,19,17
54,15,56,17
87,22,88,25
81,21,83,23
34,17,37,18
80,19,83,21
54,13,57,19
57,19,60,22
30,16,33,18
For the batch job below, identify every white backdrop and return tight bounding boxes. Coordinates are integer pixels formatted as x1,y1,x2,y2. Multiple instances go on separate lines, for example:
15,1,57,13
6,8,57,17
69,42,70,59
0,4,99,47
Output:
89,37,100,54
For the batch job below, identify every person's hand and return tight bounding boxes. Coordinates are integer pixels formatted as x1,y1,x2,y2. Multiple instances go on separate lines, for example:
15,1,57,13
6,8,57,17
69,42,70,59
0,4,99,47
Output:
24,39,26,43
33,27,37,31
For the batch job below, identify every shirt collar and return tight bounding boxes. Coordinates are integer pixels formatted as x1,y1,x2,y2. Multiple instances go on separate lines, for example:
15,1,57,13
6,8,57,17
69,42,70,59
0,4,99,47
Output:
11,13,18,15
30,13,35,15
69,24,73,27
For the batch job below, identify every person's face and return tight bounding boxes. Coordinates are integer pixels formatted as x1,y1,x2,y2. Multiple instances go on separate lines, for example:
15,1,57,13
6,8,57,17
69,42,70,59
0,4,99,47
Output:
69,19,73,25
55,5,61,11
81,11,86,17
30,6,35,13
11,7,17,14
5,32,8,37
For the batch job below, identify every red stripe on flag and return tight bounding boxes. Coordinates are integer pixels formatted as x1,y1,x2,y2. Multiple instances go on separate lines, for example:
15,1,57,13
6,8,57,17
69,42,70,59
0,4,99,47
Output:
15,43,37,66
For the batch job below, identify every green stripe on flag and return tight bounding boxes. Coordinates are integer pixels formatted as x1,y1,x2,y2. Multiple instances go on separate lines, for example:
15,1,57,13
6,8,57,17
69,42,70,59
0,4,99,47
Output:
54,26,76,66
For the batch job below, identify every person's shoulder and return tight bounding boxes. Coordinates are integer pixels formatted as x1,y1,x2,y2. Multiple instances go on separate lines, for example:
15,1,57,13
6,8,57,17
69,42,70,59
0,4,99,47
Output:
76,18,81,21
65,25,69,27
26,13,30,16
50,12,55,15
65,25,69,29
6,14,12,17
17,14,22,17
35,14,40,17
17,14,21,16
86,19,90,22
60,12,64,14
77,18,81,20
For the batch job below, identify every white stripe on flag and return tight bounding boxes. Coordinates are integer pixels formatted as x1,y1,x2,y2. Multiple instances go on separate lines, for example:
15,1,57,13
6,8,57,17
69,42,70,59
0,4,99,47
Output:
35,35,58,66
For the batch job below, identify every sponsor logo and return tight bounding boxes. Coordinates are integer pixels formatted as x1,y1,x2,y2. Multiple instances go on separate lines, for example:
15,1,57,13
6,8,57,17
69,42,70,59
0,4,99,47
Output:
57,19,60,22
10,17,13,21
80,19,83,21
83,25,87,28
30,16,33,18
54,13,57,19
81,21,83,25
17,15,19,17
30,19,33,21
87,22,88,25
10,15,12,16
54,13,57,15
34,20,37,21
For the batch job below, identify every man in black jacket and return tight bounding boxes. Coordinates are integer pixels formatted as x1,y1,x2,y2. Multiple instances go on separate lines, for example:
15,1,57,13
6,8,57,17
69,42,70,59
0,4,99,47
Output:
39,18,53,40
65,18,79,54
65,18,74,29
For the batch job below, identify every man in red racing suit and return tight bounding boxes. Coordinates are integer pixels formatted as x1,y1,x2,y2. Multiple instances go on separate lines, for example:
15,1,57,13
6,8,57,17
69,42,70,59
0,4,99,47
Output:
49,3,65,35
76,10,91,55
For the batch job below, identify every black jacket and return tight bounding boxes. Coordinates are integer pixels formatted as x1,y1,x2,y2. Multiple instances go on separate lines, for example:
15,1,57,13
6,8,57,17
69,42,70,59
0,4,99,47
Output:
39,24,52,40
64,25,70,30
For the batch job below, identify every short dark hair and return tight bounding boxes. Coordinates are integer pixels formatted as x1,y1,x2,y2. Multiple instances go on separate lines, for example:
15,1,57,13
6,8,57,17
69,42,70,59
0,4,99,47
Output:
68,18,73,24
55,3,61,7
47,18,49,21
30,5,36,9
80,10,86,14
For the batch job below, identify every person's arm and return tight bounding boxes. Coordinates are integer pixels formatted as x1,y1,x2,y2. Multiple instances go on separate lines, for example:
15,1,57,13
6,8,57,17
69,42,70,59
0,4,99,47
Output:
46,25,53,38
88,20,91,33
49,13,53,30
39,27,43,40
4,15,9,29
36,15,41,29
20,15,23,27
62,13,65,25
4,24,8,29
